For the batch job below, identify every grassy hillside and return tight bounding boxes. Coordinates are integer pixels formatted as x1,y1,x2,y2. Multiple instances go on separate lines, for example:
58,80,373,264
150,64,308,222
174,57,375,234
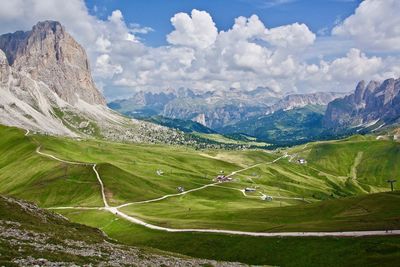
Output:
121,190,400,232
60,208,400,267
141,115,216,134
0,195,241,266
0,124,399,266
220,105,326,145
193,133,270,147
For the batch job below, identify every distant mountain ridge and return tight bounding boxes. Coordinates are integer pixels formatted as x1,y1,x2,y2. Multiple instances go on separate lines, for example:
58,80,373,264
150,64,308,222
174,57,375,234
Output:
324,78,400,131
265,92,347,115
220,105,327,145
109,88,345,129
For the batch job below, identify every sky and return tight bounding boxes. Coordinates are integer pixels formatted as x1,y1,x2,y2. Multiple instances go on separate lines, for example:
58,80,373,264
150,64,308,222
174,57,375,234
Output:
0,0,399,100
84,0,361,47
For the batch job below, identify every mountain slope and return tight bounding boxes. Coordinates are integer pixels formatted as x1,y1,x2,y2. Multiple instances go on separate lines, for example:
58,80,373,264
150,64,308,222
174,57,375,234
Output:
142,115,216,134
0,21,105,106
220,105,326,145
0,21,190,144
109,87,281,129
324,78,400,131
0,194,243,266
109,89,344,136
265,92,347,115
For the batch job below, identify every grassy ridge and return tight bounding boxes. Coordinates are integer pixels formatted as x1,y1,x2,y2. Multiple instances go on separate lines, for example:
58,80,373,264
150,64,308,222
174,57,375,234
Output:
303,137,400,190
0,126,102,207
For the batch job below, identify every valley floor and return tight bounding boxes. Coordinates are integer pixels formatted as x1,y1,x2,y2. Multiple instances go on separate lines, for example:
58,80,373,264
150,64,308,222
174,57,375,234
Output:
1,125,400,266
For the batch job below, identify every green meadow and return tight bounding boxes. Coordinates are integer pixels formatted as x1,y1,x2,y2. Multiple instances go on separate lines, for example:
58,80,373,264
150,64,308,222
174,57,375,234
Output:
0,124,400,266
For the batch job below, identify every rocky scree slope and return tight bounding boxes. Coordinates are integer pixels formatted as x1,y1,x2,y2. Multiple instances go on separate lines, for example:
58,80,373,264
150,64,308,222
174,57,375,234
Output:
0,21,187,144
0,195,245,266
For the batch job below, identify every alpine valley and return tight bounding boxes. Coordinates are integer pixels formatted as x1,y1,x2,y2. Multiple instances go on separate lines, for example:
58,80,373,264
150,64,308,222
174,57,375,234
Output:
0,12,400,267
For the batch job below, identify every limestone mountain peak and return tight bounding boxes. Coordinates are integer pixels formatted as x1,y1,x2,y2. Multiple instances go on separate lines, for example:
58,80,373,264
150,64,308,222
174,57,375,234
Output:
0,20,105,106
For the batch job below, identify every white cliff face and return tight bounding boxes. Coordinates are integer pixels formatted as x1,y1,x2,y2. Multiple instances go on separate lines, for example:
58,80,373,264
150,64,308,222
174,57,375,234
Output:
0,21,188,144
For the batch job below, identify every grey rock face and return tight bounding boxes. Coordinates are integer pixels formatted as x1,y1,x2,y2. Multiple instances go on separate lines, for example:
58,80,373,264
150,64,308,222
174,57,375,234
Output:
264,92,347,115
110,87,280,128
0,49,10,83
0,21,198,146
323,77,400,129
110,87,345,129
0,21,105,106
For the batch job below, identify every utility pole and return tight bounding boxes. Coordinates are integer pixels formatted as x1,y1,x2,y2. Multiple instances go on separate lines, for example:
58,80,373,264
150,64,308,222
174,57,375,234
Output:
387,179,397,191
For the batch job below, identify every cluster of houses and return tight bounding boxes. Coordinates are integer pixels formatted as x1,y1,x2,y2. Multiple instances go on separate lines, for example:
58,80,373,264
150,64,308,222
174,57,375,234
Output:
215,175,233,183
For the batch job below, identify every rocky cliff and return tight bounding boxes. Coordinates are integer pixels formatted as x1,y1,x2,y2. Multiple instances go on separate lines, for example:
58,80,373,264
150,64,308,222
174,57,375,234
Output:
0,21,105,106
0,21,189,145
324,78,400,130
265,92,347,115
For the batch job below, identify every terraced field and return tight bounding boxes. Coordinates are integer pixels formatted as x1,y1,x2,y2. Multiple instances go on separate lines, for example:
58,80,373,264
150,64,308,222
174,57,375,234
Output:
0,125,400,266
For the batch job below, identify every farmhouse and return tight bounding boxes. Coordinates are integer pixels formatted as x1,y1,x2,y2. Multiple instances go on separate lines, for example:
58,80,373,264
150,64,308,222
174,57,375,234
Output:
297,158,307,164
261,195,273,201
177,186,185,193
245,187,256,192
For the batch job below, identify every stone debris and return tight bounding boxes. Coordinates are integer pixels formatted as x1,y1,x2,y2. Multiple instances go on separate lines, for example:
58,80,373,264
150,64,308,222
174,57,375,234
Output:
0,196,246,267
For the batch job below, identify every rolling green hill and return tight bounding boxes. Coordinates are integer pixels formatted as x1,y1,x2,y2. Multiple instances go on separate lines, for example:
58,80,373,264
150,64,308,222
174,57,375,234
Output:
0,124,399,266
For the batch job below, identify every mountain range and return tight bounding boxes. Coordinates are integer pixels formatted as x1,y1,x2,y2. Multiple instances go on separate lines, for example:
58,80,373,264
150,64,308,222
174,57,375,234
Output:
0,21,399,147
109,88,346,129
110,79,400,145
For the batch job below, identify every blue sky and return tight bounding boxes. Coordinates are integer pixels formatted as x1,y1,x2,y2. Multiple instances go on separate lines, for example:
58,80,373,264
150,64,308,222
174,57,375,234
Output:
85,0,362,47
1,0,397,99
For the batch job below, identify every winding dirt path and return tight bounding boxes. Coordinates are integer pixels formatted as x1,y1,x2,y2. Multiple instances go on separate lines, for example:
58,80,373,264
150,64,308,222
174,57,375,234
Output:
37,146,400,237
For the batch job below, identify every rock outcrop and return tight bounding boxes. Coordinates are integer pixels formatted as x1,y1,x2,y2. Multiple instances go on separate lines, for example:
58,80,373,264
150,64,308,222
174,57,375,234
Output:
0,21,192,145
0,21,105,106
0,195,245,267
323,78,400,130
264,92,347,115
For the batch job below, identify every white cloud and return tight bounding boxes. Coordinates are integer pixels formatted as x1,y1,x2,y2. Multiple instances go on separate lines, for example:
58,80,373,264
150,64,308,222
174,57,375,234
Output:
95,35,111,53
95,54,123,79
332,0,400,51
265,23,316,49
167,9,218,49
326,48,382,81
0,0,398,99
